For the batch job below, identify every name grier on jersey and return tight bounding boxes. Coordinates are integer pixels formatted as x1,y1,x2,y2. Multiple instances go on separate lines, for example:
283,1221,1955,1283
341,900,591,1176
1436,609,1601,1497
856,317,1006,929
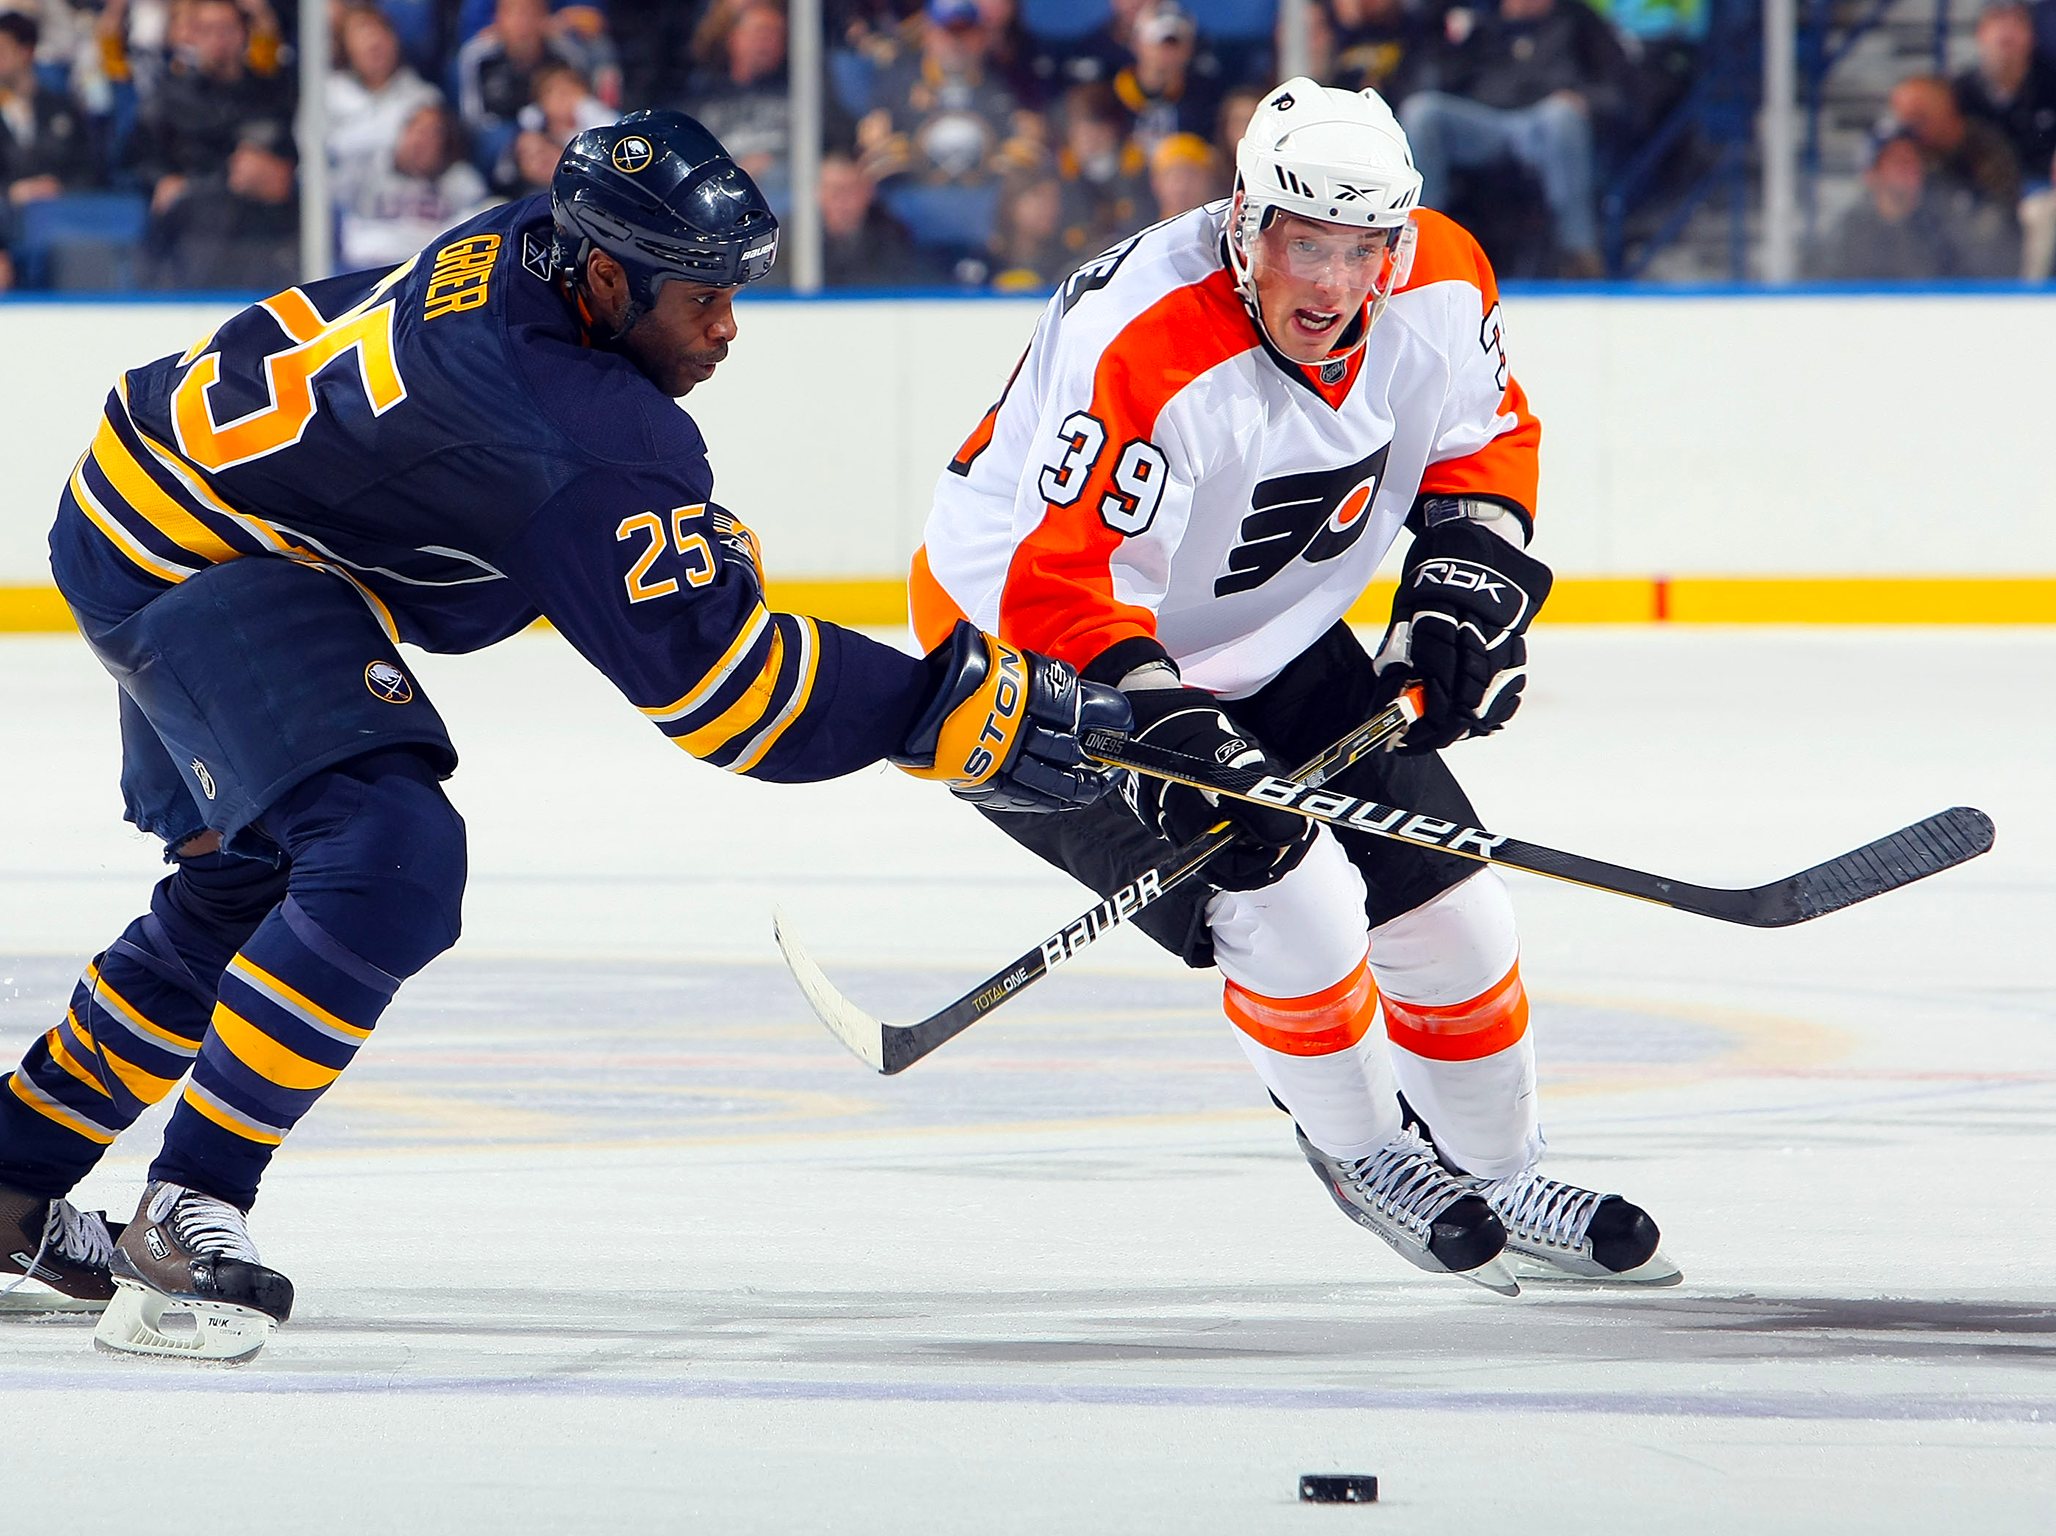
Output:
423,234,502,322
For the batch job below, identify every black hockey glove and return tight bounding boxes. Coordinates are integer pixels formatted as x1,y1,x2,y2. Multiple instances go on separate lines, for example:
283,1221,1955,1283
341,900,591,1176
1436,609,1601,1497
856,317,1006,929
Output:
1119,685,1316,891
1374,514,1552,754
892,621,1132,814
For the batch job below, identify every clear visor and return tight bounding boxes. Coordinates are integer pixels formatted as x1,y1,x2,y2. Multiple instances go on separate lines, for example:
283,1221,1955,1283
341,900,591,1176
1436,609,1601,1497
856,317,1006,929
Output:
1251,216,1405,296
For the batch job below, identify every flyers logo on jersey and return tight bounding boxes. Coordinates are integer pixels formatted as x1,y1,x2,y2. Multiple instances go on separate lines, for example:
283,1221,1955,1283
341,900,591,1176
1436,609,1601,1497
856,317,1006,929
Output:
1215,443,1392,597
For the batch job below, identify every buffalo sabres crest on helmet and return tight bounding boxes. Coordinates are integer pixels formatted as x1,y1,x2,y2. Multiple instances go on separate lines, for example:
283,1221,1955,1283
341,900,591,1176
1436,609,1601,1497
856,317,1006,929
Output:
365,661,414,704
611,134,654,173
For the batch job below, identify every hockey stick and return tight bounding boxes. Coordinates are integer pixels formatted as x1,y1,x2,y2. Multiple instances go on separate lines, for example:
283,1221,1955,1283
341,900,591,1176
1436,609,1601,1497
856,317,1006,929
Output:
773,687,1425,1074
1082,732,1995,929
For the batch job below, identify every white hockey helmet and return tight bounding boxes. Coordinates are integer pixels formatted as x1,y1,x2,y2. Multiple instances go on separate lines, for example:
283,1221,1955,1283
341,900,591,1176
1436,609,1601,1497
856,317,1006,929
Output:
1228,78,1424,358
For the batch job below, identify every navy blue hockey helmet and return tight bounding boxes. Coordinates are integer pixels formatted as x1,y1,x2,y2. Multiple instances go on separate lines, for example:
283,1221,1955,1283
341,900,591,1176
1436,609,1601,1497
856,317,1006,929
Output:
551,110,779,316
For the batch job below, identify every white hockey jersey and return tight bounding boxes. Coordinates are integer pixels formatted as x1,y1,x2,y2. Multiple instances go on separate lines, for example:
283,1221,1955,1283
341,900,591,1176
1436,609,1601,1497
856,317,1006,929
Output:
910,202,1540,698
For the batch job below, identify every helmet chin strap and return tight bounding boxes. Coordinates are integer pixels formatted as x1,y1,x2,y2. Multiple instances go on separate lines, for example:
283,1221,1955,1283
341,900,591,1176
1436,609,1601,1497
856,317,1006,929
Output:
606,297,647,344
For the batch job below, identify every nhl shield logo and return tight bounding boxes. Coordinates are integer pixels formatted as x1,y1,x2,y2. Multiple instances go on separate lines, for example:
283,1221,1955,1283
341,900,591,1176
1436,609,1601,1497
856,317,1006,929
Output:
365,661,414,704
189,758,217,801
611,135,654,173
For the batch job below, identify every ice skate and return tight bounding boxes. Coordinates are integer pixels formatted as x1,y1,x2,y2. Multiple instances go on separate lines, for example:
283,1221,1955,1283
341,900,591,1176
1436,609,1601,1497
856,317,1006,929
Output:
1298,1126,1519,1295
94,1181,294,1362
0,1182,122,1313
1481,1169,1682,1286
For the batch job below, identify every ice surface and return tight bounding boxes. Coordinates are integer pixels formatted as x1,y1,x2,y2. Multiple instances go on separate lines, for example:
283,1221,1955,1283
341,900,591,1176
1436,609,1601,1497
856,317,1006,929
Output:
2,627,2052,1534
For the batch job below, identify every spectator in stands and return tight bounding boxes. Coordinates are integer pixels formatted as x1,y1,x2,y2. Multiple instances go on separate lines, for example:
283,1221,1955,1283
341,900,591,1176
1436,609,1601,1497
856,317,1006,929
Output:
1055,80,1148,255
1,9,98,208
859,0,1040,187
988,162,1067,288
1330,0,1432,103
457,0,599,164
814,146,936,284
683,0,796,195
1811,123,2019,280
128,0,294,217
0,234,13,290
1149,128,1222,217
2021,146,2056,275
144,115,298,288
14,0,113,112
340,100,490,267
450,0,621,102
1889,74,2022,212
1955,2,2056,188
1041,0,1150,91
1113,1,1221,156
327,4,442,203
1397,0,1632,276
494,58,611,193
1214,81,1263,163
975,0,1044,110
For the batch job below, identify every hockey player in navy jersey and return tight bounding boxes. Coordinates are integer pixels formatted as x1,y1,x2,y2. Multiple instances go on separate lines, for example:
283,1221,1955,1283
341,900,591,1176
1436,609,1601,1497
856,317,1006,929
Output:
0,111,1129,1359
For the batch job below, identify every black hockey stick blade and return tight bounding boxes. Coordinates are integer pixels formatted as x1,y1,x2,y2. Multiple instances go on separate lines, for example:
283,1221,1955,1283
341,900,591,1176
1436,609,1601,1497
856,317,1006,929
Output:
1086,733,1996,929
773,691,1422,1075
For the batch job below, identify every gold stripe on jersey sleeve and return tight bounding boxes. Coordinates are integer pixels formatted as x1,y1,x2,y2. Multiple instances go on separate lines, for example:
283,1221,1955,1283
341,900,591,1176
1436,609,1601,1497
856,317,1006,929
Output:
728,617,822,774
639,605,772,724
89,417,242,564
69,457,199,584
674,626,786,759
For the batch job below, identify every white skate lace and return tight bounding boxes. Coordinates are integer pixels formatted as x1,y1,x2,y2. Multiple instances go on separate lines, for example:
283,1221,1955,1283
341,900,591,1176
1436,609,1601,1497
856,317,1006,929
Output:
156,1185,262,1264
1484,1171,1605,1253
1333,1130,1469,1241
0,1198,116,1297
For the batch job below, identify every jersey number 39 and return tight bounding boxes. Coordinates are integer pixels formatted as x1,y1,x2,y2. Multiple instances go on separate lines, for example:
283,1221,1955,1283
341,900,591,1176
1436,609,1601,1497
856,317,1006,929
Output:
1037,411,1169,537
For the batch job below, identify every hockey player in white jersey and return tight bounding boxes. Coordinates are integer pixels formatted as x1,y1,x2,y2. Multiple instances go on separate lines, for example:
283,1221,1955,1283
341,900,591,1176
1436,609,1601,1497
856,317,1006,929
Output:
911,80,1678,1294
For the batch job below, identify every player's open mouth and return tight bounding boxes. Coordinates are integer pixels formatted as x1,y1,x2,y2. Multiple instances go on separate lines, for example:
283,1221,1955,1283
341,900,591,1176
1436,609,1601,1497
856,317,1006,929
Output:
1292,308,1342,336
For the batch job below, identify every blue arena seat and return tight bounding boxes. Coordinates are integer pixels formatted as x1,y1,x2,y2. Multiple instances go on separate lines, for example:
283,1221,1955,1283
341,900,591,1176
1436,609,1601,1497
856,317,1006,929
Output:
15,192,149,291
1021,0,1110,42
879,182,1003,252
1184,0,1276,42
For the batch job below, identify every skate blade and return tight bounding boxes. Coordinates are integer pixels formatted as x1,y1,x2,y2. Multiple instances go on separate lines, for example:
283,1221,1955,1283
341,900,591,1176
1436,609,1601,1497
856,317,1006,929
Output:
92,1278,275,1363
0,1282,110,1315
1508,1244,1685,1288
1450,1253,1521,1297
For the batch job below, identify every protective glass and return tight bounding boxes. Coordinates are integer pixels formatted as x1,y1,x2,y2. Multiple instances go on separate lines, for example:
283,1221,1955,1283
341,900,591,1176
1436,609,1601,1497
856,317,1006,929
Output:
1252,217,1406,296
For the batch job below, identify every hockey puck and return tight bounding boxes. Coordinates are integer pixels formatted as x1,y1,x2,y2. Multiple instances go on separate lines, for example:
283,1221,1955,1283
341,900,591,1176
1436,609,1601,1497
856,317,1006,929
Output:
1299,1474,1377,1504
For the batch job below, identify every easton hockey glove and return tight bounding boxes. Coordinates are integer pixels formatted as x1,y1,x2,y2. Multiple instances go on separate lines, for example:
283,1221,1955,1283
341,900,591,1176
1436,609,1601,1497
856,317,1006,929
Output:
1119,684,1316,891
1374,511,1552,754
892,621,1132,813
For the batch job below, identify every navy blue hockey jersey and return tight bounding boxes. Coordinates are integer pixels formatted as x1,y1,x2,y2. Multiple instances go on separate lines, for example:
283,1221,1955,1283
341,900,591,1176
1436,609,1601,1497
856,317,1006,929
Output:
47,195,929,782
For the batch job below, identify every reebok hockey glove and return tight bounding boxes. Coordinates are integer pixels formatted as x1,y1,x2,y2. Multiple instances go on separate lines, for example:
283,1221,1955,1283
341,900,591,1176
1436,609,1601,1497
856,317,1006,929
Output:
1119,684,1316,891
1374,512,1552,755
892,621,1132,814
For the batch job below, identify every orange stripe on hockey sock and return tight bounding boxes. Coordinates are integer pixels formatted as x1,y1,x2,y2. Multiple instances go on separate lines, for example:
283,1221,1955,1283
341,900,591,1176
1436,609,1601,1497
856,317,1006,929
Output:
1223,956,1378,1057
1381,961,1529,1062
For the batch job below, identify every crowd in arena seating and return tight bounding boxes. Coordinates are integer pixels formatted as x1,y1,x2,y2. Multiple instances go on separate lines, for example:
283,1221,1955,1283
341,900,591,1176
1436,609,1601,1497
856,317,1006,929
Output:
0,0,2050,293
1815,0,2056,279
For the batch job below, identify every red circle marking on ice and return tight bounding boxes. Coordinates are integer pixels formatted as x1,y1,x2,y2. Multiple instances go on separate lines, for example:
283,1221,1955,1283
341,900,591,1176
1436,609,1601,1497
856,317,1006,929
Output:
1332,483,1373,529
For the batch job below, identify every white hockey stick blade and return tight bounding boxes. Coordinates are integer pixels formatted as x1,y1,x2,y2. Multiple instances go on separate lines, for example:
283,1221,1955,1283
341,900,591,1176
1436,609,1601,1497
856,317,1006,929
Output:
772,908,888,1072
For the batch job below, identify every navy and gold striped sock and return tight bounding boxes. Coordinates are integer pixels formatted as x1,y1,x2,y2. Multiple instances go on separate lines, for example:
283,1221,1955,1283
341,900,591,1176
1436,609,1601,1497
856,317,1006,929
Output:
0,913,215,1197
150,897,397,1207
